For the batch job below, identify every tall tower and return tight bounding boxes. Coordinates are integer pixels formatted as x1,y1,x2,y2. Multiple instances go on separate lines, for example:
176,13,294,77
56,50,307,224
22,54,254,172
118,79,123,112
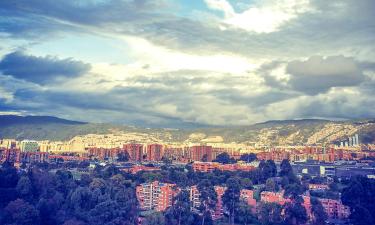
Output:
355,134,359,146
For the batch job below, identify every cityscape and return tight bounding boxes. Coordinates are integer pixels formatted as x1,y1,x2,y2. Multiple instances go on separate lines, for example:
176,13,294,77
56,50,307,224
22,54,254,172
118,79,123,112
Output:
1,117,375,225
1,1,375,225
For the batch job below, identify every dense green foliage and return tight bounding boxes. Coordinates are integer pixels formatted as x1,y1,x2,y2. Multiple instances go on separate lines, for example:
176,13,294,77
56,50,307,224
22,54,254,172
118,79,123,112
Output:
2,158,375,225
341,176,375,225
0,163,138,225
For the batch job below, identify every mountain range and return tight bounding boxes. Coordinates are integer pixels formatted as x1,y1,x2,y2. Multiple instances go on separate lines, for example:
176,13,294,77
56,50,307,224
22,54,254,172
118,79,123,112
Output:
0,115,374,145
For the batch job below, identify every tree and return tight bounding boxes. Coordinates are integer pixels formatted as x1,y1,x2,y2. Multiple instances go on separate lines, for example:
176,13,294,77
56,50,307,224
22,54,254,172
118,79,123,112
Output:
162,156,172,165
329,180,339,192
283,183,305,200
78,161,90,168
100,164,119,179
240,178,253,189
16,176,33,200
62,219,86,225
239,153,257,163
213,152,232,164
259,160,277,182
258,202,283,225
266,160,277,177
55,170,75,197
342,176,375,225
68,187,96,221
89,200,132,225
114,187,138,222
117,152,129,162
165,190,196,225
197,179,217,225
279,159,293,177
89,178,106,193
222,178,241,225
350,205,374,225
143,212,165,225
37,192,64,225
284,197,308,225
311,198,328,225
80,174,92,187
0,162,19,188
265,178,278,192
4,198,40,225
235,200,257,225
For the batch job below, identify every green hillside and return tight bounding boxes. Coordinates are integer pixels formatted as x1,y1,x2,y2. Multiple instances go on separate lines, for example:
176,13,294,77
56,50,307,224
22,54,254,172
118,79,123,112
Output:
1,115,374,144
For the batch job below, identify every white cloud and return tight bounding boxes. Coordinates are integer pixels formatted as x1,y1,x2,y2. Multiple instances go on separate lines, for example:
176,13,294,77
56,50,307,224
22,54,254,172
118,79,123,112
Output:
204,0,235,17
205,0,312,33
0,86,14,103
121,35,259,73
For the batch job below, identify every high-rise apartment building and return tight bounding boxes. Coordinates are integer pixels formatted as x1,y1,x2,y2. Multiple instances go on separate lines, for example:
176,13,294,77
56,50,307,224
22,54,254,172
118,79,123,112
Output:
146,144,164,161
189,145,213,162
136,181,177,211
123,143,143,161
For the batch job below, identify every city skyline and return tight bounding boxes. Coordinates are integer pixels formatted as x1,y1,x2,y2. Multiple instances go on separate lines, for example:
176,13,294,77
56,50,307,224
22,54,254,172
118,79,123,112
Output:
1,0,375,128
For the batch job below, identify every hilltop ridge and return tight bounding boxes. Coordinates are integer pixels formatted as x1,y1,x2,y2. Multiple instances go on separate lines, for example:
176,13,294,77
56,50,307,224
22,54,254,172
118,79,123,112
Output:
0,115,374,145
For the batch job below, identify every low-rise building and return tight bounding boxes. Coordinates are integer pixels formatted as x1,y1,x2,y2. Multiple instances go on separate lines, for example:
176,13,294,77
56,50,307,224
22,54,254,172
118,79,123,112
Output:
309,184,329,191
319,198,350,219
192,162,255,172
20,140,39,152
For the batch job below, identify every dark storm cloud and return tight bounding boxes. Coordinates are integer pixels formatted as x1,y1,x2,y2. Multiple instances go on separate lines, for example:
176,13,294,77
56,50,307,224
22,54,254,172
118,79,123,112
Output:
7,85,210,128
0,51,91,85
1,0,375,59
209,89,297,109
292,94,375,120
286,56,365,95
0,10,75,39
0,0,168,39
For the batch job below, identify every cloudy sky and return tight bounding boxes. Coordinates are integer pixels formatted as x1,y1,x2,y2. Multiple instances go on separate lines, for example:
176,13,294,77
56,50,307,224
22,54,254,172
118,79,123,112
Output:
0,0,375,127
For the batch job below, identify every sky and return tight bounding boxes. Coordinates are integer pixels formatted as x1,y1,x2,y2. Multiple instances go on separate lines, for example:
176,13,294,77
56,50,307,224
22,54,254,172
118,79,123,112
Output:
0,0,375,128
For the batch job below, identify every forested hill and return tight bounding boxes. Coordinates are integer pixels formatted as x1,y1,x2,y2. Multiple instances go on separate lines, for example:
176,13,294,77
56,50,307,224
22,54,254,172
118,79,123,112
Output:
0,115,375,144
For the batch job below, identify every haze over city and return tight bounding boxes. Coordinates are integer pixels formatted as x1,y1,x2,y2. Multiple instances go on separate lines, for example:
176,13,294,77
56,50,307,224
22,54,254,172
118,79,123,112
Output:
0,0,374,127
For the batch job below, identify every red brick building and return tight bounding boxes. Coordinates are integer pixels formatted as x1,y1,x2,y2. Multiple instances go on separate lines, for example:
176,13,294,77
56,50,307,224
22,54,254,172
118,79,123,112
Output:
123,143,143,161
192,162,255,172
49,155,88,162
260,191,290,205
319,198,350,219
163,147,186,161
260,191,349,220
189,146,213,162
87,147,123,160
240,189,257,209
123,165,161,174
136,181,178,211
146,144,164,161
213,186,226,219
0,148,49,164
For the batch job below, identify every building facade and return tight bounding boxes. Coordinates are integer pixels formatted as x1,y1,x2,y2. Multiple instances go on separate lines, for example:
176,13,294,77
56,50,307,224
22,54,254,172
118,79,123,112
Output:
146,144,164,161
124,143,143,161
136,181,178,212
